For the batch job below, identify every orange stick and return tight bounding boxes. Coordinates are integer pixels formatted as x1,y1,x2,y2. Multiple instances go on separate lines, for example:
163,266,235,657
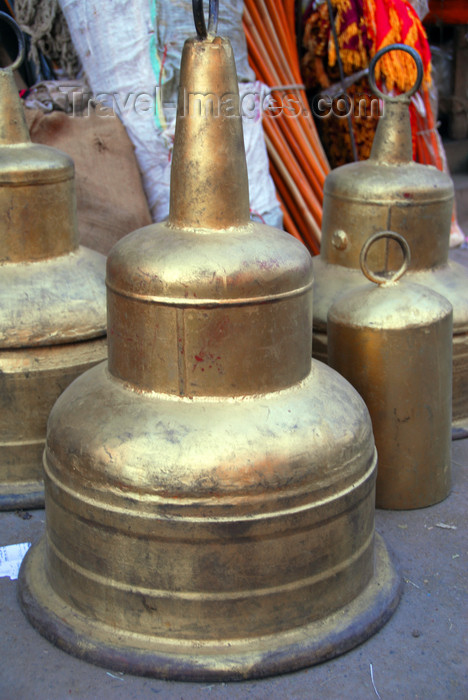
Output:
243,8,329,174
264,114,324,211
265,133,322,246
243,9,281,86
280,108,326,190
270,160,314,248
243,20,277,85
243,3,285,85
265,118,323,228
283,206,305,244
249,0,296,82
283,0,298,62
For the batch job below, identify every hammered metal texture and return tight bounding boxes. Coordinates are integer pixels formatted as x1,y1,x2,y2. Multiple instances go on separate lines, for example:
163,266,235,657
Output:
19,32,400,679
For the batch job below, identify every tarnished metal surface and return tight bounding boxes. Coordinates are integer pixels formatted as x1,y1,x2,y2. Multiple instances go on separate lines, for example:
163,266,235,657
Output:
0,339,107,510
313,45,468,433
0,38,107,509
19,15,399,680
328,232,453,509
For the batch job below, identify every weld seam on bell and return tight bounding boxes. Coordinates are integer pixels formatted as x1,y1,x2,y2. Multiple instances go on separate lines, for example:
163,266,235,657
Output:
105,281,314,306
42,451,377,522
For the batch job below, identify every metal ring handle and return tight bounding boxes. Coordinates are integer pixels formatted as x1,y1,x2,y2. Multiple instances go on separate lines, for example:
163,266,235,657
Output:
368,44,423,103
192,0,219,40
360,231,411,285
0,11,26,72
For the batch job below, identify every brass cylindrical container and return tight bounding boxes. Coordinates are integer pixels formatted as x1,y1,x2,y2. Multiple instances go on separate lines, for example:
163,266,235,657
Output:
312,45,468,436
19,3,400,680
0,15,107,509
328,232,453,509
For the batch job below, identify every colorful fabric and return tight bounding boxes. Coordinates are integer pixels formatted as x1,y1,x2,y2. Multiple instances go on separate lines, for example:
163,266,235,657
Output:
302,0,433,165
363,0,431,92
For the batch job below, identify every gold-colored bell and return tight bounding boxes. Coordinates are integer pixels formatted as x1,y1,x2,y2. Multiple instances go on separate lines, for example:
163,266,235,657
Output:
0,13,107,509
19,1,400,680
313,44,468,436
328,231,453,509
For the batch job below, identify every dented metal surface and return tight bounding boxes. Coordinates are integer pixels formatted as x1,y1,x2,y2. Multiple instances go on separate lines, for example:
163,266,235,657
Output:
19,12,400,680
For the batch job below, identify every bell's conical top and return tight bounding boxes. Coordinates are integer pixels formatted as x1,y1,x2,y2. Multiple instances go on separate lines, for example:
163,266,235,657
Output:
369,101,413,164
0,68,30,145
0,67,78,264
169,34,250,229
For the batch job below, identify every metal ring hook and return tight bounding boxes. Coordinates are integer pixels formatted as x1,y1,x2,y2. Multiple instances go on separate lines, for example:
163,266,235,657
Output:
0,11,26,73
368,43,423,104
360,231,411,286
192,0,219,40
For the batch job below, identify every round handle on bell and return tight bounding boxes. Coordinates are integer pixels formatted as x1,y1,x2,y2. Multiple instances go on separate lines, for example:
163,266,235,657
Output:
0,11,26,72
368,43,423,103
360,231,411,285
192,0,219,40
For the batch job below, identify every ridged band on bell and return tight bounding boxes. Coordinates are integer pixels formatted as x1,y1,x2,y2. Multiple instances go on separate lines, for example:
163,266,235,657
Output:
0,12,107,510
312,44,468,435
19,6,400,680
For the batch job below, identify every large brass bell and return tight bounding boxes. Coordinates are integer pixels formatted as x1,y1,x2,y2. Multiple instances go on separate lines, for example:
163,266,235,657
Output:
313,44,468,436
19,1,400,680
0,13,107,509
328,231,453,509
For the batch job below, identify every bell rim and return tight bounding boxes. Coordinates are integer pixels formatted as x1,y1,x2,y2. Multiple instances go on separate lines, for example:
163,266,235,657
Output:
0,481,44,510
18,534,401,681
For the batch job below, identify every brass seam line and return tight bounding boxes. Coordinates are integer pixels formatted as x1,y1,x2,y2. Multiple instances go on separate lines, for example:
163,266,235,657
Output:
0,176,74,186
325,193,453,205
42,454,376,523
0,438,44,447
46,529,374,602
105,282,314,307
176,307,186,396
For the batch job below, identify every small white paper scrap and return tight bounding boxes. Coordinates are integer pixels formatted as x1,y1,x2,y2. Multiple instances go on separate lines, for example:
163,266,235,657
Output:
0,542,31,580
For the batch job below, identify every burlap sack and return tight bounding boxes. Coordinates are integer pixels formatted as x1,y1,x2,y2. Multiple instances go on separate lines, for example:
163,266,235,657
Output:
24,106,152,254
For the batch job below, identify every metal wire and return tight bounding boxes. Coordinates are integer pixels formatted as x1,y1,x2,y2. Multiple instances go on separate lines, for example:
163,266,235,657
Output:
0,10,25,72
192,0,219,40
360,231,411,286
368,44,423,103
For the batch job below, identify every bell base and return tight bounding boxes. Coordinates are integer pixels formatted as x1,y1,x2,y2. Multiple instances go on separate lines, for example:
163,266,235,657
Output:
19,534,401,682
0,480,43,511
452,420,468,441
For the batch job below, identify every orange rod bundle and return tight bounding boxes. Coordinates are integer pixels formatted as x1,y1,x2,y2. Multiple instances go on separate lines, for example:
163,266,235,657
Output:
243,0,329,253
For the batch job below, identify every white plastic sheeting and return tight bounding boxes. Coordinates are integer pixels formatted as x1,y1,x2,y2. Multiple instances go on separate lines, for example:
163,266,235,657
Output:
59,0,281,226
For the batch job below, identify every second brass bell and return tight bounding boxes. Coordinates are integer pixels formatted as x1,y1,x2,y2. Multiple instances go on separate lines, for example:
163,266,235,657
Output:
312,44,468,435
0,16,107,511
